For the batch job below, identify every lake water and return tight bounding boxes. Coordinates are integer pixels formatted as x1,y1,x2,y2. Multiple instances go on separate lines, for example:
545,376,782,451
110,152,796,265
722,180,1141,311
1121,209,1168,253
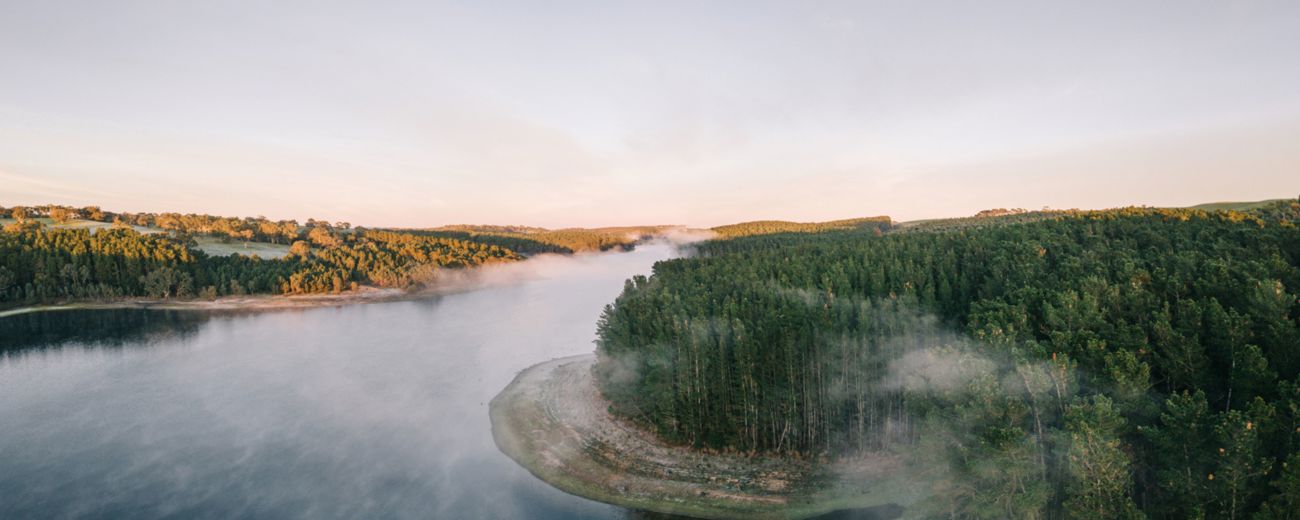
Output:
0,243,684,519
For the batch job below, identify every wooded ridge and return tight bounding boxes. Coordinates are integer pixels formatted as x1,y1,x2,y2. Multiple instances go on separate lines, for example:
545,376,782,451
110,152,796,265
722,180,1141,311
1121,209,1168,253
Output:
0,203,673,305
595,198,1300,519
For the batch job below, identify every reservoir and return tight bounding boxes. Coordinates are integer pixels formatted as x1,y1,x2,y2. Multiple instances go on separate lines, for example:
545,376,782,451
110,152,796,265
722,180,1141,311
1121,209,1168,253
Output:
0,243,684,519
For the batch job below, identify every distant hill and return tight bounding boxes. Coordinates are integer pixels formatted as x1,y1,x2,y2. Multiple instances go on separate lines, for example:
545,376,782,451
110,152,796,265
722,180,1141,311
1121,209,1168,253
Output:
710,216,893,238
891,198,1299,234
1185,199,1289,212
0,203,684,306
893,210,1066,234
1,204,679,259
416,224,681,254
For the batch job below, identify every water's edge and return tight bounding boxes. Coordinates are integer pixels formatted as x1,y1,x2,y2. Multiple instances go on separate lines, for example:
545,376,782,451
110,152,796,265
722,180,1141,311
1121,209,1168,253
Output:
490,355,918,520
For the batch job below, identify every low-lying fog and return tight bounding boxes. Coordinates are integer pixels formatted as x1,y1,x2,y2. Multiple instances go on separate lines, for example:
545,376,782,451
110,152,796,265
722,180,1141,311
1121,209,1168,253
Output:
0,242,687,519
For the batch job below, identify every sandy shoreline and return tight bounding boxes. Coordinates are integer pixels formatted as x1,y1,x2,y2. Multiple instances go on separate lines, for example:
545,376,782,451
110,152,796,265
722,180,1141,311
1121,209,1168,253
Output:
0,286,444,319
489,354,923,520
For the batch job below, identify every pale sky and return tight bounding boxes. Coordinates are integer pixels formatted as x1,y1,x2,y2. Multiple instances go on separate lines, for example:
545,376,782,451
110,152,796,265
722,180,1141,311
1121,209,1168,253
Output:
2,1,1299,228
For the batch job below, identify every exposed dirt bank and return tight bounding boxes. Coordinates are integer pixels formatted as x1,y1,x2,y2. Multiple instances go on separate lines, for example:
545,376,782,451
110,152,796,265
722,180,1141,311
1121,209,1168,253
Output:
489,355,924,520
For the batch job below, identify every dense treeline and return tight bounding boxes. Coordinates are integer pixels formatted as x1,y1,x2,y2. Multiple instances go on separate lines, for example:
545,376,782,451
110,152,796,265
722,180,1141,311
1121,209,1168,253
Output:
0,223,518,304
415,230,573,255
275,229,520,294
0,203,676,306
895,210,1066,234
1,203,674,254
2,203,326,244
422,225,677,254
710,216,892,238
595,200,1300,519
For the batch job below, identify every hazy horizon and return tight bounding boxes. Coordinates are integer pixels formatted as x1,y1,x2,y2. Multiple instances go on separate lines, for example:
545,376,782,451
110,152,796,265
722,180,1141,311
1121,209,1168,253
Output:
4,1,1299,228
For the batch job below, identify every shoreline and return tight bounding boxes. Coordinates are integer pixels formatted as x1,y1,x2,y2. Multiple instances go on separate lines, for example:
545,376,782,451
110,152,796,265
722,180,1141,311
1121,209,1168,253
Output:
0,239,693,320
0,286,420,319
489,354,923,520
0,256,548,319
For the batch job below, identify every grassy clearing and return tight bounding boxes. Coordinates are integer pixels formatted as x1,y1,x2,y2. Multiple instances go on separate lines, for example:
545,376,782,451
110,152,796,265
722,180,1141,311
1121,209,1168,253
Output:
1186,199,1287,212
191,236,291,258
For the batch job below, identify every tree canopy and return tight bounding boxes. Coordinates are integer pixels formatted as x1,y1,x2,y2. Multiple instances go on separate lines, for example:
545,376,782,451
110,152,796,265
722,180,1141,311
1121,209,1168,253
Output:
0,204,675,305
595,199,1300,519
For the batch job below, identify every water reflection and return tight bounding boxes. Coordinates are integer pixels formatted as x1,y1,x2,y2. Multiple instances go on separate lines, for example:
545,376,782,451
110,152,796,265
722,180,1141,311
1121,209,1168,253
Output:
0,309,208,354
0,244,687,520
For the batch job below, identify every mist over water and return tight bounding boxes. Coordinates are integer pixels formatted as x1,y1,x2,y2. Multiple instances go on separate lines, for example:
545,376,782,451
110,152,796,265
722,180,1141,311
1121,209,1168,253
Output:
0,243,687,519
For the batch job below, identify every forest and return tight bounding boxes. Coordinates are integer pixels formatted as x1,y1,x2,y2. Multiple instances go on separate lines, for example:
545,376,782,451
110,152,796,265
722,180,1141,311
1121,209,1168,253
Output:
417,224,675,254
595,199,1300,519
0,204,664,306
710,216,893,238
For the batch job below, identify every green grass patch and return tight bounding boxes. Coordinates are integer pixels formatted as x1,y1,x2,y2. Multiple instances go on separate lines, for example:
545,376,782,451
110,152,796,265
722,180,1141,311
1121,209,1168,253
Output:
1185,199,1287,212
192,236,291,258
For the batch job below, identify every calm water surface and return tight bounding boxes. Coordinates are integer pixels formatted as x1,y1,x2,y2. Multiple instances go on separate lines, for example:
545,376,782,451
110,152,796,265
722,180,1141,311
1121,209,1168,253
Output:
0,244,685,519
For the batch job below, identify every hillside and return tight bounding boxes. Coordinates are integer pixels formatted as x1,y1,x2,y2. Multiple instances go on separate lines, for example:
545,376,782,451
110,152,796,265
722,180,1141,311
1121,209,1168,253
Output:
710,217,892,239
417,224,682,254
0,204,673,307
594,198,1300,518
1187,199,1289,212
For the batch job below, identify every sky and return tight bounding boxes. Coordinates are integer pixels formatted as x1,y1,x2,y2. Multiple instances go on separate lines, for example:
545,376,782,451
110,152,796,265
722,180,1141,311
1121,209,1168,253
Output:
2,0,1299,228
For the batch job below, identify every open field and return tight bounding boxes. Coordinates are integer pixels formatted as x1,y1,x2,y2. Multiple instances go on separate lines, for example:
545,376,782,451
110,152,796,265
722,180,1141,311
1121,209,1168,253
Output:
191,236,291,258
1186,199,1288,212
490,355,921,520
